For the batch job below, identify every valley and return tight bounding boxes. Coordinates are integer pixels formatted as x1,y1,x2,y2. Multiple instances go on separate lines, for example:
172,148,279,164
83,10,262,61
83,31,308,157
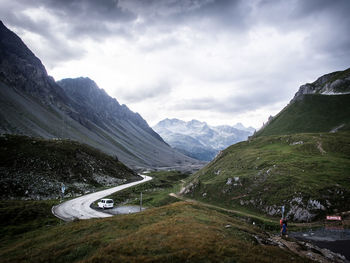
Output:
1,10,350,263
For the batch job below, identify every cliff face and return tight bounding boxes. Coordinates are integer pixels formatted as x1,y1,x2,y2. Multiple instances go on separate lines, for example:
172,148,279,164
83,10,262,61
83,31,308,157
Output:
0,21,200,170
292,68,350,101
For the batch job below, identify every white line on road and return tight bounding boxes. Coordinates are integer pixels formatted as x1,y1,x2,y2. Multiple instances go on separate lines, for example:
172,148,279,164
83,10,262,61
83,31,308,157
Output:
52,175,152,221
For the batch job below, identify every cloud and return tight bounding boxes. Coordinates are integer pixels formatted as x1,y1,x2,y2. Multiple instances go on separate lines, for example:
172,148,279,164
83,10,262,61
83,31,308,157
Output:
117,80,173,103
172,87,283,115
1,0,349,128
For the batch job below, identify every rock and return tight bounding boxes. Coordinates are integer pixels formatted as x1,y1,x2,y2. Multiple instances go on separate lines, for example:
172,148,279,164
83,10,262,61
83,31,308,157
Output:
287,206,315,222
307,199,325,211
290,141,303,145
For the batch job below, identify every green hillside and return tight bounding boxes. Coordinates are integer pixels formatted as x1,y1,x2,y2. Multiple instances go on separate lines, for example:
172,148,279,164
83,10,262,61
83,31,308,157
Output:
0,134,140,199
255,94,350,137
182,132,350,222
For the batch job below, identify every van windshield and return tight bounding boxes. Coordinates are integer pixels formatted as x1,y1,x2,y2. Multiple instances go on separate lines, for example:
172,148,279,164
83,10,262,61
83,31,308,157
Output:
106,200,113,203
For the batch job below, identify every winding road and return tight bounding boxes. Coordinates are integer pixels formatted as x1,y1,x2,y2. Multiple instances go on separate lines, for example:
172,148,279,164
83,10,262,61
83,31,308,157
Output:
52,175,152,221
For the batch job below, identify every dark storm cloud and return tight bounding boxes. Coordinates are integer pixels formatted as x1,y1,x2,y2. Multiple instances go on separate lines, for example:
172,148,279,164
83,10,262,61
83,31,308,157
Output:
255,0,350,58
0,0,136,39
2,0,350,46
1,0,350,119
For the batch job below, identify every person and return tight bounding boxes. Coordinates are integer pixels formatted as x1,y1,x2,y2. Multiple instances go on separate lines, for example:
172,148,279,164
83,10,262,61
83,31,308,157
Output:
281,221,288,238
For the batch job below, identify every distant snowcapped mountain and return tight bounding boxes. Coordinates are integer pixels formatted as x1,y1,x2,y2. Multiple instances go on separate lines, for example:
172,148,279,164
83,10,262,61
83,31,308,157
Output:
153,119,254,161
232,123,255,133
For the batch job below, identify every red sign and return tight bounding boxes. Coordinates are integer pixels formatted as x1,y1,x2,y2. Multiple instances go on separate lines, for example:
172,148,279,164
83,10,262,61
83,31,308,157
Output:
326,215,342,221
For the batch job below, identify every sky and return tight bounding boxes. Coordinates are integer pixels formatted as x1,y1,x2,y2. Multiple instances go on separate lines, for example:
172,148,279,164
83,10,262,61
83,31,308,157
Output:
1,0,350,129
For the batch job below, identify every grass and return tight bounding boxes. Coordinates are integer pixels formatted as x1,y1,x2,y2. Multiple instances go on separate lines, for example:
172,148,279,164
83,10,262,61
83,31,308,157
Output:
184,132,350,221
0,200,60,245
255,93,350,137
0,201,311,263
105,171,190,208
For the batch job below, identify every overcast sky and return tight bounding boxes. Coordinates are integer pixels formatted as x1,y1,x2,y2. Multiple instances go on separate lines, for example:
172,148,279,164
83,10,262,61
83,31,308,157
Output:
1,0,350,128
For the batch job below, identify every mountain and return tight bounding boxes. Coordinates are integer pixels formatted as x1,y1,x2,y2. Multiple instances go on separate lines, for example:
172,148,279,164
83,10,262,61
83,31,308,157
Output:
0,21,201,170
233,123,255,133
181,69,350,222
153,119,253,161
255,68,350,137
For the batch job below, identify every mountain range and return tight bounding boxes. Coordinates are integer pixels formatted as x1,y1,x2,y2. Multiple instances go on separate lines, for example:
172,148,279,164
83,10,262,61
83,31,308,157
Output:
0,21,202,170
153,119,254,161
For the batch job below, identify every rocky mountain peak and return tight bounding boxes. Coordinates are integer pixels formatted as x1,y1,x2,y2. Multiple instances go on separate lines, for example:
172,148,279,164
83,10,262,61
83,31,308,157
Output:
57,77,164,143
0,20,68,105
292,68,350,102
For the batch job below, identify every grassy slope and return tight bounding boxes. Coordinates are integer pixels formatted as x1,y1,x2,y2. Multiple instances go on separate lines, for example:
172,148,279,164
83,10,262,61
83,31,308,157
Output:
0,201,310,263
0,134,139,198
104,171,189,208
183,132,350,221
0,200,60,241
255,94,350,137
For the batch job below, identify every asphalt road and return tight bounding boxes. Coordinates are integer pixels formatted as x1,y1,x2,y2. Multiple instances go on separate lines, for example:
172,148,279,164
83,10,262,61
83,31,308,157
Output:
52,175,152,221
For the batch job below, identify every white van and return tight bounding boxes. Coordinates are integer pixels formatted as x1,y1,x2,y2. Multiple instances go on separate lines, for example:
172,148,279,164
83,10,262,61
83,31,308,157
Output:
98,199,114,209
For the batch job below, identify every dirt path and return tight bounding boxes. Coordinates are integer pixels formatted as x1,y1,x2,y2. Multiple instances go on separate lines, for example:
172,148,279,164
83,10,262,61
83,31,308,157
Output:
317,141,327,154
169,193,321,228
169,193,278,223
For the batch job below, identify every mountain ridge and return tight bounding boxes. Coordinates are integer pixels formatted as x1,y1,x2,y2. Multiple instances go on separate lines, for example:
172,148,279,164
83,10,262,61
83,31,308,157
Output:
0,21,200,170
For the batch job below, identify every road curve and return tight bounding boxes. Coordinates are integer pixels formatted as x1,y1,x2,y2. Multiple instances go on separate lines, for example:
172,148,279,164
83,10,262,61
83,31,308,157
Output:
52,175,152,221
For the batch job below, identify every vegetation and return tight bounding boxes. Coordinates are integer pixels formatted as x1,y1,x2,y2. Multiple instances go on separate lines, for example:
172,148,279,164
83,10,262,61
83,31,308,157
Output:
105,170,190,208
183,132,350,221
0,200,60,243
255,94,350,137
0,134,139,199
0,201,311,263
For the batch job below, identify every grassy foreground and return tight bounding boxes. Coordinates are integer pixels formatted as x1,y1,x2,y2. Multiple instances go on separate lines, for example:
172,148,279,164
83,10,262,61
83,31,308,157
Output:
0,200,311,263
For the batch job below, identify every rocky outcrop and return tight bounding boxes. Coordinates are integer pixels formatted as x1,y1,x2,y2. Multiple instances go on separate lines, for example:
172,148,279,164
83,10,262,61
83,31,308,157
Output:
0,21,69,108
292,68,350,101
